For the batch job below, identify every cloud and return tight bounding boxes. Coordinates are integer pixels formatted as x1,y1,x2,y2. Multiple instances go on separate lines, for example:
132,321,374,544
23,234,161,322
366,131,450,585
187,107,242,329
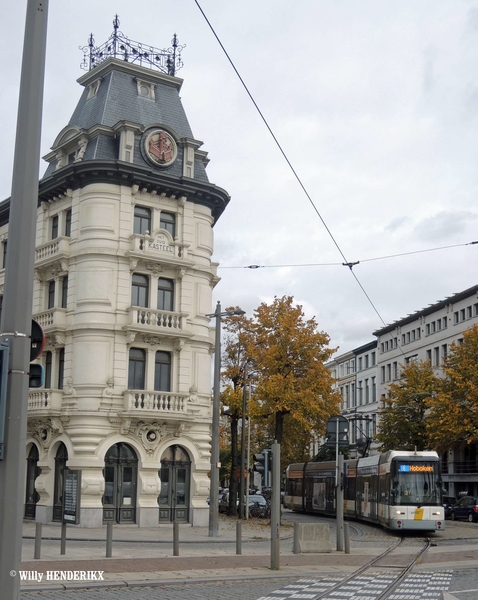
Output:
413,211,477,242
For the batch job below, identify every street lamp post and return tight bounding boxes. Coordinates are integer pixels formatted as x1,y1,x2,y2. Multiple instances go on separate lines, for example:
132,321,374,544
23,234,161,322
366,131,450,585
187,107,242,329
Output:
207,302,245,537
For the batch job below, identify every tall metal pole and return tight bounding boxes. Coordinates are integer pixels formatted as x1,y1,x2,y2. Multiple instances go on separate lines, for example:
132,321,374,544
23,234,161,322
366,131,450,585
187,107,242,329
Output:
239,363,247,518
0,2,49,598
270,440,281,570
208,302,222,536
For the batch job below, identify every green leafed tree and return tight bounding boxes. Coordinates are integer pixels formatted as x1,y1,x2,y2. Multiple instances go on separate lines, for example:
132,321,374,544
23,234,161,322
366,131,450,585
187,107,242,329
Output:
427,325,478,453
375,359,438,452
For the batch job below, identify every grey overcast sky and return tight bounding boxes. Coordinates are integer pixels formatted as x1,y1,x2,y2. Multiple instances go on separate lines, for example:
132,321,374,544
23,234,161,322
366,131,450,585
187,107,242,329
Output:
3,1,478,353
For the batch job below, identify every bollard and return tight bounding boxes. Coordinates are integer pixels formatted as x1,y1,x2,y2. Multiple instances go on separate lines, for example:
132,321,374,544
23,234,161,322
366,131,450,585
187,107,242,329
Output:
60,522,67,555
34,522,42,559
344,522,350,554
173,521,179,556
293,522,300,554
106,521,113,558
236,520,242,555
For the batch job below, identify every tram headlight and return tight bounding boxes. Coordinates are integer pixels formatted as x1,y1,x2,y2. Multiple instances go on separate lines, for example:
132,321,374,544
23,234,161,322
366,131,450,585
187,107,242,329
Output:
395,510,405,515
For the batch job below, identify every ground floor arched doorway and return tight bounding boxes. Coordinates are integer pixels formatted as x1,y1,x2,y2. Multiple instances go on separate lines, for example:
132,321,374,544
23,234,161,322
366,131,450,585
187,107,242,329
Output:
52,443,68,522
102,442,138,523
158,445,191,523
24,445,40,519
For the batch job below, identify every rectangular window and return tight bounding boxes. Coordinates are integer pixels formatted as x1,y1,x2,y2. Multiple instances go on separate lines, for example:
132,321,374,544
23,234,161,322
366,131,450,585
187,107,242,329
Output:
426,324,430,335
134,206,151,235
372,413,377,435
364,355,369,369
2,241,7,269
65,209,72,237
475,304,478,317
454,312,459,324
61,276,68,309
393,361,398,380
386,363,391,382
371,377,376,403
44,351,52,388
380,366,385,384
467,306,472,319
128,348,146,390
51,215,59,240
157,278,174,312
416,328,421,339
154,351,171,392
160,212,176,238
358,357,362,371
58,348,65,390
460,309,466,321
131,273,149,307
371,352,376,366
351,383,356,408
48,281,55,309
365,379,369,404
426,349,432,363
345,385,350,409
358,383,363,406
442,344,448,361
442,318,447,329
434,347,440,366
401,334,406,345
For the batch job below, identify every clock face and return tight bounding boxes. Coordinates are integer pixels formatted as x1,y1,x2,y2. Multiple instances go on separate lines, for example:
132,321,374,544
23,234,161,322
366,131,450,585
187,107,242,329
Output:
144,129,177,167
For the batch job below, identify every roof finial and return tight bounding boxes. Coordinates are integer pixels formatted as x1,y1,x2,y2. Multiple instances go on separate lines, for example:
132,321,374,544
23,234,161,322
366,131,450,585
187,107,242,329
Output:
79,16,186,75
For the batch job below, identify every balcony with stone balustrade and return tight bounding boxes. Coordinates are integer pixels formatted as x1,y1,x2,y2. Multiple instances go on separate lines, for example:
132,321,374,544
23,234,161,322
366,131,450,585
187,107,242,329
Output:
28,390,63,415
35,236,70,267
123,390,189,419
33,308,67,333
125,307,191,341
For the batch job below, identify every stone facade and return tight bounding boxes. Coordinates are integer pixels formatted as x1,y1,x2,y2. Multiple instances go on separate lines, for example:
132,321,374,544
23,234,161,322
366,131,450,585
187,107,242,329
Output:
0,57,229,527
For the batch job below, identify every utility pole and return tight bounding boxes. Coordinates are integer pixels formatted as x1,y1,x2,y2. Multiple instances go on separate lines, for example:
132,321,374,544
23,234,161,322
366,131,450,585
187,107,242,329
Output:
0,2,49,598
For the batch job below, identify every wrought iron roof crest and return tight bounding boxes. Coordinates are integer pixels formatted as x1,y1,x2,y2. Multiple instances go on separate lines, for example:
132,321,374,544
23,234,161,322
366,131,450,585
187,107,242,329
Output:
79,15,185,76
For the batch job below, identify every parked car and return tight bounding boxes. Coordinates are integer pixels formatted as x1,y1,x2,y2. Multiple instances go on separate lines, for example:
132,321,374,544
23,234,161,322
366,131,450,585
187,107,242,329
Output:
218,492,230,513
450,496,478,522
219,492,268,516
443,495,456,519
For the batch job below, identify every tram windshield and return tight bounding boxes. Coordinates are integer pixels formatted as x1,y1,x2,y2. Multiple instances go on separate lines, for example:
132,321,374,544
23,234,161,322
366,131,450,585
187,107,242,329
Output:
391,460,441,506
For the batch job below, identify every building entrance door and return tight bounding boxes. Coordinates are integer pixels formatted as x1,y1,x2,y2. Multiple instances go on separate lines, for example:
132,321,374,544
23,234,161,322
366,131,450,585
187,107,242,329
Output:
24,445,40,519
102,443,137,523
158,445,190,523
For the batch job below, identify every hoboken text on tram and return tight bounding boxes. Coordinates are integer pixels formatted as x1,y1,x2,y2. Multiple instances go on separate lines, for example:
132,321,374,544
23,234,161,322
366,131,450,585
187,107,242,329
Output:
398,465,434,472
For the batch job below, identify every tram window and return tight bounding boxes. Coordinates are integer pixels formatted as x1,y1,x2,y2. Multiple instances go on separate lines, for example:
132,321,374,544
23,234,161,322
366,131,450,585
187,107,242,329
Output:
391,461,440,505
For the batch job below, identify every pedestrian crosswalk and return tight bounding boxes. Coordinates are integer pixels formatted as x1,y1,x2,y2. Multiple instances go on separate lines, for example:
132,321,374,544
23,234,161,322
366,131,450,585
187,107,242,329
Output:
256,570,453,600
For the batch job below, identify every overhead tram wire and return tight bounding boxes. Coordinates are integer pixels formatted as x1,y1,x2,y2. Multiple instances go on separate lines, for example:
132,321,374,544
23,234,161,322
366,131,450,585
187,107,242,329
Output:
219,240,477,269
193,1,468,337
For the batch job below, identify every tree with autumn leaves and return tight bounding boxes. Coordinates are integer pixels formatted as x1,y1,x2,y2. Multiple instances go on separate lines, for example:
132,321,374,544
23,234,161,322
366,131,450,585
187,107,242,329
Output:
377,325,478,454
427,325,478,453
220,295,341,492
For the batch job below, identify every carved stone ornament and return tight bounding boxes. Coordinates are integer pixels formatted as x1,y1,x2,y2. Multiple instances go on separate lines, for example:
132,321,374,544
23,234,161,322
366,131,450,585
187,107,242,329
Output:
62,378,76,396
27,418,64,450
50,261,68,279
131,184,139,196
143,335,162,347
174,339,185,353
125,332,137,346
120,419,132,435
134,421,167,454
188,385,198,403
146,262,164,276
46,334,65,349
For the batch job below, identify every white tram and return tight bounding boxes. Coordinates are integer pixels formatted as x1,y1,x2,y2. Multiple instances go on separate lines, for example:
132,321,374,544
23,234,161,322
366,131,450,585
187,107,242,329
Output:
284,450,445,531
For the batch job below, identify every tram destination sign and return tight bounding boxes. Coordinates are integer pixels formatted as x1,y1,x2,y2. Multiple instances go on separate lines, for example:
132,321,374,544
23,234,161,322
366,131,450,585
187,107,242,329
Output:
63,469,81,524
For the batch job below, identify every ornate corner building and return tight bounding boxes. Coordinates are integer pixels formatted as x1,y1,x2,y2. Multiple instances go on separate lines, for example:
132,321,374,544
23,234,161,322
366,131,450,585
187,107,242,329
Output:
0,21,229,528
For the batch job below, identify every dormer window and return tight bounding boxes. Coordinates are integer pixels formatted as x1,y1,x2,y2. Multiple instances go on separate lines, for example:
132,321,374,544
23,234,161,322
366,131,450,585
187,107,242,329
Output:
136,79,155,100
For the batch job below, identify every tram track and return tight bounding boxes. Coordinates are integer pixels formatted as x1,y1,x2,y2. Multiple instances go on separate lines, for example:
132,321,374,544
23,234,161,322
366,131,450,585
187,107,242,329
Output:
311,536,431,600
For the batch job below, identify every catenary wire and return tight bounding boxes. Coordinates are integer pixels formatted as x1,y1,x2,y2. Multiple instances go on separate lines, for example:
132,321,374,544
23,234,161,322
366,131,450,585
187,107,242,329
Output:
192,1,455,352
219,240,477,269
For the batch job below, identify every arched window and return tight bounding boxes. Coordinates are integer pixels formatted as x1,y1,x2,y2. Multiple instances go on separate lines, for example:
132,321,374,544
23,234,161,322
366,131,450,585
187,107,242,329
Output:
154,351,171,392
131,273,149,307
128,348,146,390
157,278,174,312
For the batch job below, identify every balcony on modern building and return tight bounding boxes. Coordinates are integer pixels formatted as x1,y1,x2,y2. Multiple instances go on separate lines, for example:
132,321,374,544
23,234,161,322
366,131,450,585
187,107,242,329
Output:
441,460,478,483
35,236,70,268
28,390,63,416
124,307,191,341
33,308,67,333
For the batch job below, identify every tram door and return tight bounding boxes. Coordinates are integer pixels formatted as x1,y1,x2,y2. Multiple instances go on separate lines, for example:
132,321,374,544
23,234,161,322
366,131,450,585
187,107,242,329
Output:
24,445,41,519
158,445,190,523
103,443,138,523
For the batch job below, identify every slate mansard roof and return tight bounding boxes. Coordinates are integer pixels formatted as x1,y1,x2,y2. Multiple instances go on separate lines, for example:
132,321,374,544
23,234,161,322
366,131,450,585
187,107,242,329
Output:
0,57,229,226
